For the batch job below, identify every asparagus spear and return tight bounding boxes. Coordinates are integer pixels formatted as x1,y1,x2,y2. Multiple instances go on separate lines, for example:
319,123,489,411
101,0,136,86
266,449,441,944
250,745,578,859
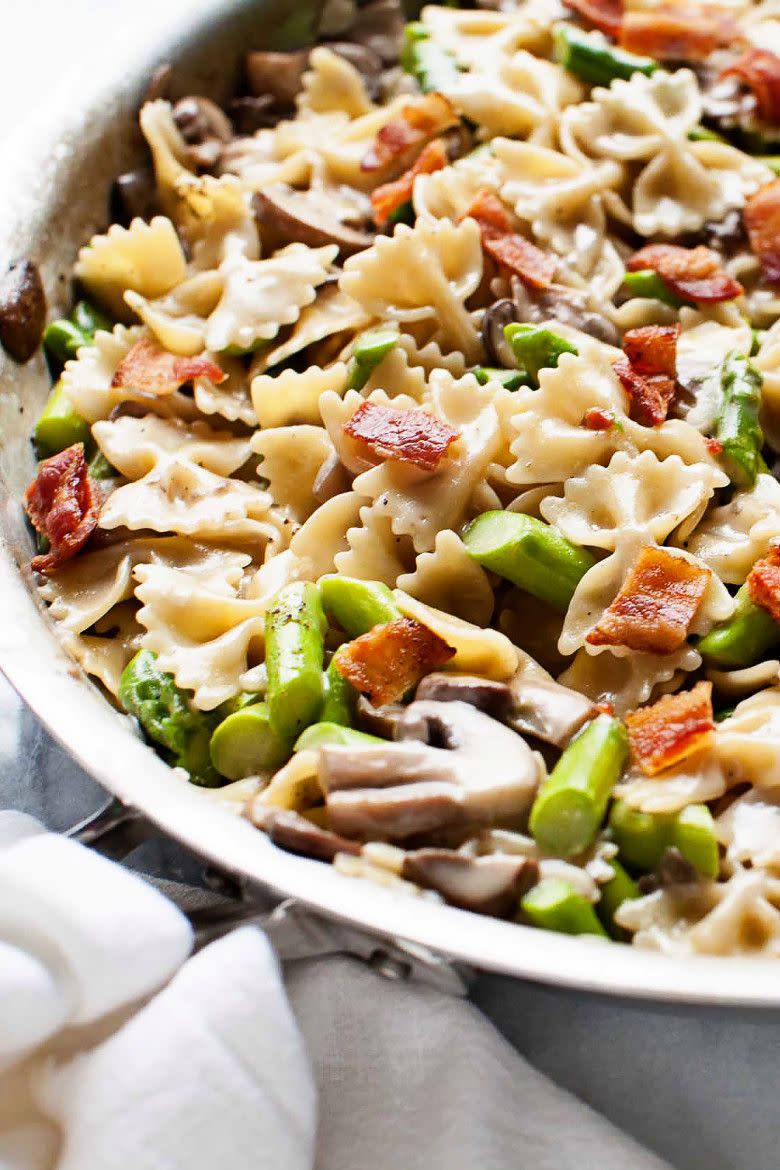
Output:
209,702,292,780
265,582,327,739
688,125,727,143
554,24,657,85
622,270,688,308
320,658,357,726
597,858,640,938
504,324,578,386
346,328,400,392
87,450,117,480
119,650,221,787
529,715,630,857
714,352,764,489
294,722,384,751
521,877,608,938
401,22,461,93
319,574,402,637
34,380,92,457
697,582,780,668
609,799,719,879
43,299,111,366
473,366,531,391
462,511,595,613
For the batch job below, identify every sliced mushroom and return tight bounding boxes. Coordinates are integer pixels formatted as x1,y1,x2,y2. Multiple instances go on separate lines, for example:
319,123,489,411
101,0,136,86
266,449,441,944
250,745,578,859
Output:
349,0,405,64
506,670,597,748
401,849,539,916
312,450,353,504
245,49,310,105
638,847,700,894
172,96,234,170
251,805,362,862
481,298,521,368
356,696,410,739
229,94,279,134
253,186,374,258
0,260,46,363
110,169,160,227
318,700,542,841
509,279,621,348
414,672,512,719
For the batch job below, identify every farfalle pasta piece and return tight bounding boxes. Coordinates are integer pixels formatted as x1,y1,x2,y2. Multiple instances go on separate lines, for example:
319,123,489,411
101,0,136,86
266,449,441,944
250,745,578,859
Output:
193,354,256,427
420,4,555,68
397,529,495,626
616,744,727,815
60,325,144,423
505,336,721,486
616,869,780,956
125,270,223,358
559,69,771,236
206,242,338,354
717,786,780,873
250,284,371,374
340,218,483,361
683,474,780,584
540,450,727,552
289,492,366,580
92,415,279,549
251,363,349,428
66,602,145,698
334,502,413,585
675,306,753,434
440,50,583,139
298,46,374,119
348,372,503,552
251,425,336,525
716,686,780,788
74,217,187,321
134,561,268,710
559,533,733,657
495,138,622,260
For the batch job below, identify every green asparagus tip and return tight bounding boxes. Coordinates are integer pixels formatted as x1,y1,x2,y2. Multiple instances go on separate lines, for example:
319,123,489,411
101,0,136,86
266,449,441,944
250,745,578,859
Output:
504,323,578,385
697,582,780,668
622,269,688,308
522,877,608,937
294,722,384,752
553,24,657,86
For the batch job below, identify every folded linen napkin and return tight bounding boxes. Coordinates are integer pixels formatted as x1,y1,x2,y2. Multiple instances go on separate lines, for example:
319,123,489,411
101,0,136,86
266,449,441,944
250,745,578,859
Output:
0,810,672,1170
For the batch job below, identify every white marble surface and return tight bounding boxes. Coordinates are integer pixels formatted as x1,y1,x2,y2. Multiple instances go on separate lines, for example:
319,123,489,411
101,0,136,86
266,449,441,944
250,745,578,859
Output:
3,8,780,1170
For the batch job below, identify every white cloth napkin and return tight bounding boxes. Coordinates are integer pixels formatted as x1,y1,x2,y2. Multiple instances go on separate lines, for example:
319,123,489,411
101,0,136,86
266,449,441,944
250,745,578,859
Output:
0,811,673,1170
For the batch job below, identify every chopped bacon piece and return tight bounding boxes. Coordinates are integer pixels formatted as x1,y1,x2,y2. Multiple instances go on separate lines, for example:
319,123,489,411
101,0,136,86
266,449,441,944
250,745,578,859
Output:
747,546,780,624
615,358,676,427
371,139,449,228
744,178,780,284
620,7,741,61
625,681,715,777
461,191,557,290
344,401,458,472
622,324,679,378
24,443,99,574
361,93,457,173
722,49,780,125
616,325,680,426
111,337,226,396
565,0,622,37
334,617,455,706
706,437,724,456
628,244,744,304
583,407,618,431
586,546,710,654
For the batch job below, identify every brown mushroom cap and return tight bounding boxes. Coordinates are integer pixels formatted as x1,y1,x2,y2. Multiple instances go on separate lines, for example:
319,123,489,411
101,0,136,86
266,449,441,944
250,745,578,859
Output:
253,186,374,258
401,849,539,916
414,673,512,720
251,805,362,863
506,673,597,748
349,0,406,64
0,260,46,364
245,49,310,105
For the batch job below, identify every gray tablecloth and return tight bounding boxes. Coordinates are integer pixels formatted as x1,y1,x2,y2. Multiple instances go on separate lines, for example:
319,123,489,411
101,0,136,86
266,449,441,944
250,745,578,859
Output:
4,7,780,1169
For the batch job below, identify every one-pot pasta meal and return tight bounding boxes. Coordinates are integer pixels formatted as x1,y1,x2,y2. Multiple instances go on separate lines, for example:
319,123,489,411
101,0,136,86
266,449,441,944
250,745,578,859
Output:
10,0,780,956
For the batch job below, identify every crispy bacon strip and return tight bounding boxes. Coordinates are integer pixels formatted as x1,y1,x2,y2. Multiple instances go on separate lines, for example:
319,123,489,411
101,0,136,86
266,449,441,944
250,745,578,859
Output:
565,0,622,37
583,407,619,431
461,191,557,289
747,546,780,624
334,617,455,706
361,93,457,173
24,443,99,574
625,680,715,777
615,324,680,427
744,178,780,284
371,139,449,228
344,401,458,472
722,48,780,124
628,244,743,304
620,7,741,60
111,336,226,396
586,546,709,654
